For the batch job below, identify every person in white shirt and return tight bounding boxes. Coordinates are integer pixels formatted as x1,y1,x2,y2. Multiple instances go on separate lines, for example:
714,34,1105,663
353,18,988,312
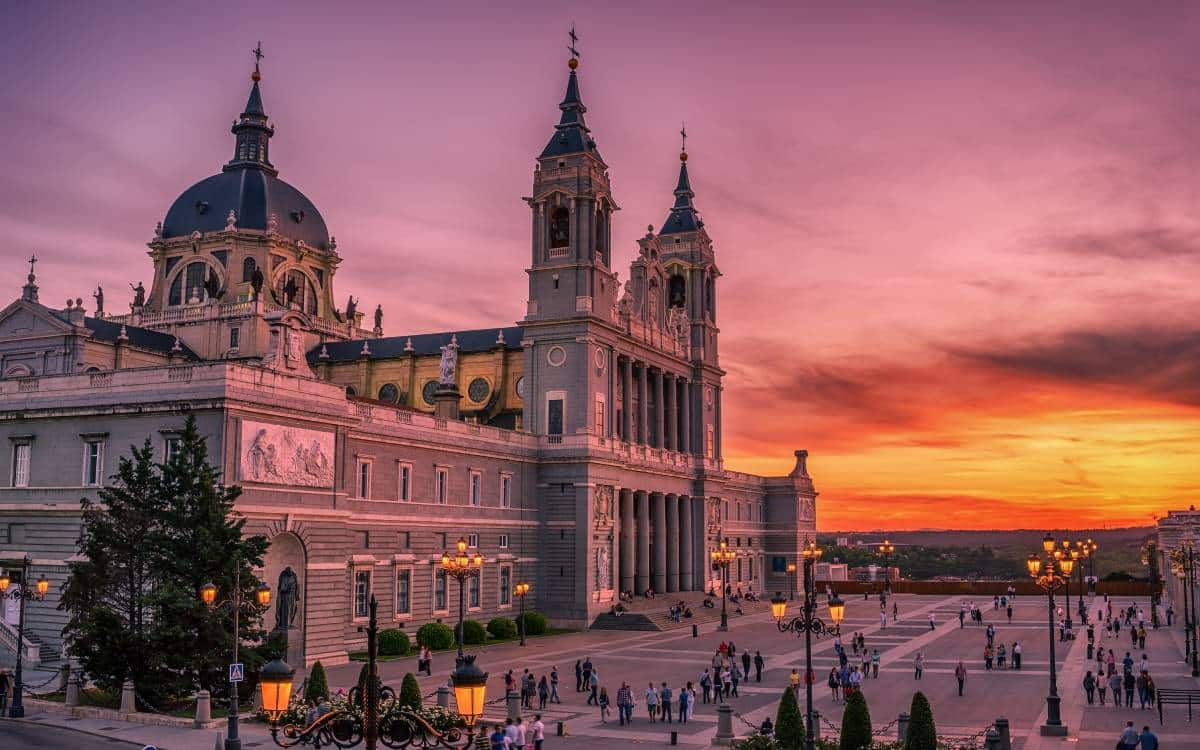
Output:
530,715,545,750
504,718,519,748
513,717,527,750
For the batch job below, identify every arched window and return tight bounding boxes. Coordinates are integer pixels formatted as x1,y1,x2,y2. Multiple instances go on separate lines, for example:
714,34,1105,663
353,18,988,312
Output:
705,275,716,320
549,207,570,249
242,257,257,282
276,269,318,314
345,385,357,398
668,274,687,308
169,261,209,306
594,211,605,253
378,383,400,403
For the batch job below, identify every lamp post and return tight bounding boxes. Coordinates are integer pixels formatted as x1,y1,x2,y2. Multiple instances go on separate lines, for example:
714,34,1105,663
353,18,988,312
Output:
441,538,483,663
770,542,844,750
1055,542,1075,627
1071,547,1085,622
1029,534,1074,737
711,539,737,632
199,568,271,750
1085,539,1098,595
786,563,797,602
1182,532,1199,677
260,595,489,749
877,539,895,595
514,582,530,646
0,556,48,719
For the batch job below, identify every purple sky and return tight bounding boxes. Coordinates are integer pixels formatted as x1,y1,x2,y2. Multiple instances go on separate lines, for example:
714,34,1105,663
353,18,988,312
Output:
4,1,1199,528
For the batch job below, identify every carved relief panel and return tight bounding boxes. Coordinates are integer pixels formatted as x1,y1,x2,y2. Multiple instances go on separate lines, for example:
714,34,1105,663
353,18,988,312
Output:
240,420,335,488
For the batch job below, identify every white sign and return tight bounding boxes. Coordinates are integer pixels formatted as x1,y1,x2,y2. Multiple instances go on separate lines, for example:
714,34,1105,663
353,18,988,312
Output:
229,663,244,683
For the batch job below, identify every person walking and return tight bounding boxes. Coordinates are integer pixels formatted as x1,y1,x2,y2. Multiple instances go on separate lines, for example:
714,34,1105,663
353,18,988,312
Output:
419,645,433,676
730,662,741,698
678,683,691,724
1123,670,1136,709
984,644,994,670
574,660,583,693
616,682,634,726
659,682,673,724
930,612,937,630
550,666,560,704
1012,641,1022,670
598,686,611,723
646,681,659,722
1118,721,1139,750
588,668,600,706
582,656,593,692
959,604,966,628
914,652,925,680
1097,669,1108,706
1006,603,1013,623
489,724,507,750
871,648,880,678
997,642,1007,669
538,675,549,710
1083,671,1096,705
741,649,752,680
827,667,840,703
955,661,967,696
700,668,712,704
893,601,899,622
531,715,545,750
1139,725,1159,750
1108,672,1122,710
754,651,765,682
1136,672,1149,710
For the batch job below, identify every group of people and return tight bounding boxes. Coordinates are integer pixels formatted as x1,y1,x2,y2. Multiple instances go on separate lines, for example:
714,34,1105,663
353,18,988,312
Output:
487,715,546,750
507,667,562,711
668,601,694,622
1086,649,1157,710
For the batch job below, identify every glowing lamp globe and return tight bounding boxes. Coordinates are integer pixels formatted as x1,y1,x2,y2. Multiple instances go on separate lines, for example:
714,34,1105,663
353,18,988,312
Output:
1058,556,1075,576
786,562,797,574
259,658,295,724
256,584,272,607
1027,554,1042,578
1042,534,1056,554
35,575,49,598
0,571,9,593
456,538,468,555
200,581,218,607
451,655,489,727
828,594,845,626
770,593,788,622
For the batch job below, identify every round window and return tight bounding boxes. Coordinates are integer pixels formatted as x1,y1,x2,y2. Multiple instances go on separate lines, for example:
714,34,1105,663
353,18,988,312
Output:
378,383,400,403
515,376,526,400
594,347,606,370
345,385,357,398
468,377,490,403
421,380,440,405
546,345,567,367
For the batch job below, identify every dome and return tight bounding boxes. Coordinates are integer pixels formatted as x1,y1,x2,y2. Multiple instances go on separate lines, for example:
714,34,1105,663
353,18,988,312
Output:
162,168,331,252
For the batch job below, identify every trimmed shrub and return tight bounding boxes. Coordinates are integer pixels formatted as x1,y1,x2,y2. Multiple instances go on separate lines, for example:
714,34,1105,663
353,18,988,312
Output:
904,692,937,750
775,686,804,749
304,661,330,703
516,611,548,636
417,622,455,650
378,628,411,657
839,691,872,750
459,619,486,645
400,672,422,710
487,617,518,640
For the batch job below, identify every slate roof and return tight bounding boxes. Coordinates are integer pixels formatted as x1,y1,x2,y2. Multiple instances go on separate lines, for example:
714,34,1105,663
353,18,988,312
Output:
43,309,200,360
308,326,524,364
658,160,702,236
540,69,602,159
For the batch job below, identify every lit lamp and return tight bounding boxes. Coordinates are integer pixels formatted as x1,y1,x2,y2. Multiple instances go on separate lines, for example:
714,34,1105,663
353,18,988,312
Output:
1027,554,1042,578
828,593,845,632
259,658,296,724
256,584,272,608
0,570,9,593
1043,533,1056,554
451,654,489,727
786,562,797,601
35,575,48,599
200,581,218,608
771,592,788,623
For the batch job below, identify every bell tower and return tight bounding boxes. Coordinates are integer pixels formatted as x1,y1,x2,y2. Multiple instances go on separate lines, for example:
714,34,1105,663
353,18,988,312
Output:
523,34,619,323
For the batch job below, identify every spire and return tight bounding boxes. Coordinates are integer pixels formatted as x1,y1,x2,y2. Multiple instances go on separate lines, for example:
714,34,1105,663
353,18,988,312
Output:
659,131,701,235
540,27,599,159
21,254,38,303
225,41,277,176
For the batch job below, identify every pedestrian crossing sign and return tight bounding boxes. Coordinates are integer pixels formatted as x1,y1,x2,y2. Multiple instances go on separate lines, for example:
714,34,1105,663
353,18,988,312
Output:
229,663,245,683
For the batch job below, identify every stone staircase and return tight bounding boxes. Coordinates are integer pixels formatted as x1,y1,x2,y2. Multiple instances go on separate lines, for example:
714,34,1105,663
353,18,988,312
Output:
0,618,56,667
590,596,772,632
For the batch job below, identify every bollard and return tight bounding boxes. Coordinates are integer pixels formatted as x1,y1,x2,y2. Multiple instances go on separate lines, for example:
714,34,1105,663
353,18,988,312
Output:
64,671,81,708
436,686,450,708
812,710,821,740
713,704,734,745
671,730,678,745
897,712,910,742
59,663,71,692
557,721,565,736
692,624,699,638
194,689,212,727
120,679,137,714
994,717,1011,750
506,689,520,721
984,728,1002,750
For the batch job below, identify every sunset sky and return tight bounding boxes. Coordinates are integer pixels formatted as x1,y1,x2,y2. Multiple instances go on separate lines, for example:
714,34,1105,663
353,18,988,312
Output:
2,2,1197,530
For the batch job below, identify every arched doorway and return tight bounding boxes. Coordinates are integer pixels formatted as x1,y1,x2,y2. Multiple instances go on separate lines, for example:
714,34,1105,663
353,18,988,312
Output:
263,532,307,665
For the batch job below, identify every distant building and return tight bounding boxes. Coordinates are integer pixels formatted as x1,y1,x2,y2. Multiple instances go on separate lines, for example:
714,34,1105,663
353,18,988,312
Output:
836,536,849,547
1156,505,1199,611
815,562,849,581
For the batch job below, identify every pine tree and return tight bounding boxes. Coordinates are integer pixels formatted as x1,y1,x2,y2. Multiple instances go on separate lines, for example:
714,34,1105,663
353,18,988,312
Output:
904,692,937,750
774,686,805,749
305,661,330,703
60,440,166,699
839,691,873,750
400,672,422,710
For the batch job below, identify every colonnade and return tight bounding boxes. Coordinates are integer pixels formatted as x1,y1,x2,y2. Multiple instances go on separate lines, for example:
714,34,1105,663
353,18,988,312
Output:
618,356,697,454
616,489,707,594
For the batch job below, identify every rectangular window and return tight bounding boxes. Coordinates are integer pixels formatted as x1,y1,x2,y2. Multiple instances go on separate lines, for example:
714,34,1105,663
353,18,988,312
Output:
469,570,481,609
12,444,30,487
397,463,412,502
547,399,564,435
467,534,479,548
499,534,509,549
434,568,447,612
164,437,181,463
469,471,482,507
82,441,105,486
706,426,715,459
6,524,24,544
436,467,448,504
395,569,411,616
354,570,371,618
500,565,512,606
750,556,755,582
0,525,7,544
356,459,372,499
500,474,512,508
772,556,787,573
594,394,605,435
229,327,240,349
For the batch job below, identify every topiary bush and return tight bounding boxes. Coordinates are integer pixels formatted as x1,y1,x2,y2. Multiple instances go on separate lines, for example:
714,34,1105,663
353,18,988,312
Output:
304,661,330,703
487,617,518,640
458,619,486,645
378,628,411,657
400,672,422,710
904,691,936,750
775,686,804,749
516,611,548,636
839,691,872,750
417,622,455,650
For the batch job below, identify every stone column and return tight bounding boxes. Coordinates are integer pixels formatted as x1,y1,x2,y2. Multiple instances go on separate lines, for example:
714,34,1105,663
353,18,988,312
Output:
638,363,649,445
679,495,693,592
681,379,692,454
619,489,635,594
635,491,650,593
665,493,679,593
714,387,722,460
622,357,633,442
663,373,675,451
696,498,709,590
654,369,665,448
652,492,667,593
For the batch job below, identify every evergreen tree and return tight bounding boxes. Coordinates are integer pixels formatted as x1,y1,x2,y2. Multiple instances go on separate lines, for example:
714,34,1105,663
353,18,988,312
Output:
839,691,872,750
400,672,422,710
774,686,805,749
904,692,937,750
60,440,166,699
305,661,330,703
147,416,269,701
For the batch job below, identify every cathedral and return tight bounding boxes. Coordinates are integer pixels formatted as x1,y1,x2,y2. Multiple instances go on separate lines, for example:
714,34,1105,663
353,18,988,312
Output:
0,45,817,668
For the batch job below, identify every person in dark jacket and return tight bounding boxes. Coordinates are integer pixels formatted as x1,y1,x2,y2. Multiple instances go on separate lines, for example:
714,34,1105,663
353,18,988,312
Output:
753,651,765,682
1082,671,1096,704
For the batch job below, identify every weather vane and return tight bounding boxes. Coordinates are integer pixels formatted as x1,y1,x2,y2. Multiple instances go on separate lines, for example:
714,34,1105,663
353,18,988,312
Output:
568,24,580,59
680,123,688,152
252,41,264,73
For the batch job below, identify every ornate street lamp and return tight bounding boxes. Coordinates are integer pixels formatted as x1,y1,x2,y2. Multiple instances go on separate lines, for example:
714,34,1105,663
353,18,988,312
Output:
1181,532,1199,677
771,542,841,750
877,539,895,595
711,539,737,632
440,538,483,663
514,582,530,646
1029,536,1074,737
1070,547,1085,622
199,568,270,750
1055,542,1075,627
785,562,797,602
0,556,47,718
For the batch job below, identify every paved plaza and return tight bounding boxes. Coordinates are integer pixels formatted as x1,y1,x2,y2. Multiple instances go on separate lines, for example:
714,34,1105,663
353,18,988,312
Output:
4,593,1198,749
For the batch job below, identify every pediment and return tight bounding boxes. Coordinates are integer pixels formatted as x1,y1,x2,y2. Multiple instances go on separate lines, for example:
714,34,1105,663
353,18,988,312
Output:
0,299,76,339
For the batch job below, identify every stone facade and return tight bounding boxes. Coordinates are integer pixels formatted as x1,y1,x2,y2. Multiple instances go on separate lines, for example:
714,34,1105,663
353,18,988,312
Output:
1155,506,1199,615
0,50,817,668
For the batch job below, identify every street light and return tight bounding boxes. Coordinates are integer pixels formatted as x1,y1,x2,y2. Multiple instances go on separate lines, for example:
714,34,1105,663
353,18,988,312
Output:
199,569,270,750
1029,536,1074,737
786,563,797,602
1071,547,1085,622
514,582,530,646
877,539,895,595
0,556,47,718
711,539,737,632
770,542,841,750
1181,532,1199,677
441,537,483,663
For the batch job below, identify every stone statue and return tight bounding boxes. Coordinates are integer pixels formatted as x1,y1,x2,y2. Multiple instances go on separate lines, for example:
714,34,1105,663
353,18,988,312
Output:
203,268,221,300
130,282,145,308
268,213,279,234
345,295,357,320
438,338,458,385
154,221,163,240
250,266,264,297
225,210,237,231
617,279,635,317
283,276,298,306
190,229,202,253
374,304,383,331
596,546,611,591
93,285,104,316
275,567,299,631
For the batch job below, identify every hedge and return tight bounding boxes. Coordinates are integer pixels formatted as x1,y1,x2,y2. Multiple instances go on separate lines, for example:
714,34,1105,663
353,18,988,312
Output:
487,617,518,640
378,628,411,657
904,692,937,750
460,619,486,645
417,622,456,650
400,672,422,710
516,611,548,636
775,686,804,749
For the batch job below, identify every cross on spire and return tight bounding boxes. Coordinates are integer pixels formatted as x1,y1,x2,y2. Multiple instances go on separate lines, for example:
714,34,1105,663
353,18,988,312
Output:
252,41,264,73
27,255,37,276
567,24,580,59
680,123,687,153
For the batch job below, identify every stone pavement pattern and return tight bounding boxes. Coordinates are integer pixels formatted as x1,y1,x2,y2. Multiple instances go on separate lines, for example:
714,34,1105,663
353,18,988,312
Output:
3,593,1198,749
